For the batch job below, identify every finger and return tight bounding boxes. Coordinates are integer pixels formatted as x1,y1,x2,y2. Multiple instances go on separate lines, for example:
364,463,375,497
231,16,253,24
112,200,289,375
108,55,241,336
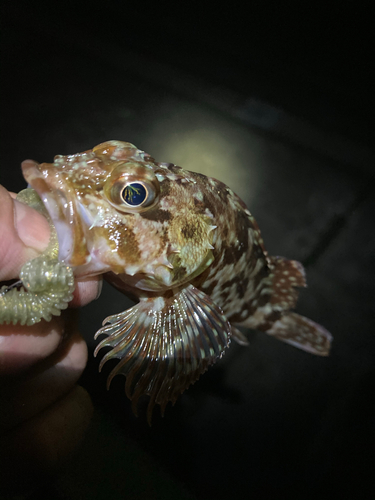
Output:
0,385,93,494
0,277,101,376
1,185,102,306
0,316,65,376
71,275,103,308
0,311,88,430
0,185,50,281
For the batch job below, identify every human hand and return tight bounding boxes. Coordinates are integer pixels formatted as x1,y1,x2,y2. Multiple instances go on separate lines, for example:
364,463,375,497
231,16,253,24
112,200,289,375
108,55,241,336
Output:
0,184,100,493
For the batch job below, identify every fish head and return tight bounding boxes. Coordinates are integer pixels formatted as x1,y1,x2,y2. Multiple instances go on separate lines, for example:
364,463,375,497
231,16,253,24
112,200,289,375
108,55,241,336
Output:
22,141,216,290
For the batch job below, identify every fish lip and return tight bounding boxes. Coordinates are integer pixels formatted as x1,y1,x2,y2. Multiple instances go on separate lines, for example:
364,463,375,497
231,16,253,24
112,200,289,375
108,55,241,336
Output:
21,159,78,265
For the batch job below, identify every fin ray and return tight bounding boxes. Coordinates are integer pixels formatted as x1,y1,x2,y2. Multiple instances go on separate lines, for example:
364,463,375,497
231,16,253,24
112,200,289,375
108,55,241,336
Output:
265,312,332,356
231,327,250,346
94,284,231,423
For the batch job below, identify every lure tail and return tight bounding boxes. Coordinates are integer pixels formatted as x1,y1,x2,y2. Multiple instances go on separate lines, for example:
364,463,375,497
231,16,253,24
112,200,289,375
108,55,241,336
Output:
0,257,74,325
0,189,75,326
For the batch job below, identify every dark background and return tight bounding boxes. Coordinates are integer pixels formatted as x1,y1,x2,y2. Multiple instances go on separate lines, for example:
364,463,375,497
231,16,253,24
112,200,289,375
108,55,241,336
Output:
1,2,374,499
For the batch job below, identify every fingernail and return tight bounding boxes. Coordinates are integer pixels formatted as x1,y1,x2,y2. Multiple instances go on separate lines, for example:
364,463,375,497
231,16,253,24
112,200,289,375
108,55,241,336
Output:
14,200,50,252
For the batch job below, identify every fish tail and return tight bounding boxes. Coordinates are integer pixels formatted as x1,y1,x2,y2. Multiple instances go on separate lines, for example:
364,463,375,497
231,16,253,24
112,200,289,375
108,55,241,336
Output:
263,312,332,356
262,257,332,354
238,256,333,354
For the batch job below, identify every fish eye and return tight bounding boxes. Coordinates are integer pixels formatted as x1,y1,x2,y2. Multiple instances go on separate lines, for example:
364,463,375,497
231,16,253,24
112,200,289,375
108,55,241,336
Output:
121,182,149,207
103,162,160,213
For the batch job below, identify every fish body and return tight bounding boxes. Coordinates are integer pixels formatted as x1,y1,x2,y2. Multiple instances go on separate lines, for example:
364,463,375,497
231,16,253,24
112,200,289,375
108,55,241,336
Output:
1,141,332,421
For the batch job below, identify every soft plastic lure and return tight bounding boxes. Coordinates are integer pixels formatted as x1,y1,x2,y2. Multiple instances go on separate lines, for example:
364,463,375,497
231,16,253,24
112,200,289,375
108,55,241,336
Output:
0,188,74,325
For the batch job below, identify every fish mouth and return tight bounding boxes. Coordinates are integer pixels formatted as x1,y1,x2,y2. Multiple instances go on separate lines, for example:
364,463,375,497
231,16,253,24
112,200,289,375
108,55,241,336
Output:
21,160,90,268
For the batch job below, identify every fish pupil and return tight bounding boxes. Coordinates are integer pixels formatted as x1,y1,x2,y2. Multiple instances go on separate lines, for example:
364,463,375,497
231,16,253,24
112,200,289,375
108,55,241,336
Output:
122,182,147,206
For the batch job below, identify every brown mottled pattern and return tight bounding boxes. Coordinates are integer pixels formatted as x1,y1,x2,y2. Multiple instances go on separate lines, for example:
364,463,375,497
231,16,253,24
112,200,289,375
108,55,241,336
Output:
189,174,271,322
23,140,307,325
20,140,332,420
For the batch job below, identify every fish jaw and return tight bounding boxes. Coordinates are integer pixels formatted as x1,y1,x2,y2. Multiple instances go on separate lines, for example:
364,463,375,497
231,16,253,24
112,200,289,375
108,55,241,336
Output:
21,159,94,272
20,154,174,281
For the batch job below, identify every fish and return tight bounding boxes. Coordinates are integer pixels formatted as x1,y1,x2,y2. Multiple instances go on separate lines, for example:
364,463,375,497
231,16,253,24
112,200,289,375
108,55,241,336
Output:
0,140,332,422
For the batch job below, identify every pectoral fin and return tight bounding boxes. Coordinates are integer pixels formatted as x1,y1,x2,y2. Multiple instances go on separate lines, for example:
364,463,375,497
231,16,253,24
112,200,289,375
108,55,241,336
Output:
94,284,232,423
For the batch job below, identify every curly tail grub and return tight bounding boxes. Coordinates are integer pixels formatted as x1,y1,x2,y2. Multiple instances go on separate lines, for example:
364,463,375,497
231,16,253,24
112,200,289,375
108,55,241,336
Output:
0,188,75,326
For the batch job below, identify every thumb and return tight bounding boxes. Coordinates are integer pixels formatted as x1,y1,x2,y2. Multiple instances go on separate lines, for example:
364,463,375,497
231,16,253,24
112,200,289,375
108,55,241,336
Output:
0,185,50,281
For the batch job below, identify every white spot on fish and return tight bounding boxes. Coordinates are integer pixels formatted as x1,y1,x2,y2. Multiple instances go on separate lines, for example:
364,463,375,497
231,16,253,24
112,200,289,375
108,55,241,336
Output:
153,297,165,312
125,264,140,276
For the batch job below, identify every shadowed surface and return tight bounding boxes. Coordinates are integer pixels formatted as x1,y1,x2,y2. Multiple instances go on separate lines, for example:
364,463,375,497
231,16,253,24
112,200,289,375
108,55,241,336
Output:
1,4,374,499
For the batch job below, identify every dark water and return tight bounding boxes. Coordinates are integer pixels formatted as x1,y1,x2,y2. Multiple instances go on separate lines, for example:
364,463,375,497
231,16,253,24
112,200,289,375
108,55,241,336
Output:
1,4,374,499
